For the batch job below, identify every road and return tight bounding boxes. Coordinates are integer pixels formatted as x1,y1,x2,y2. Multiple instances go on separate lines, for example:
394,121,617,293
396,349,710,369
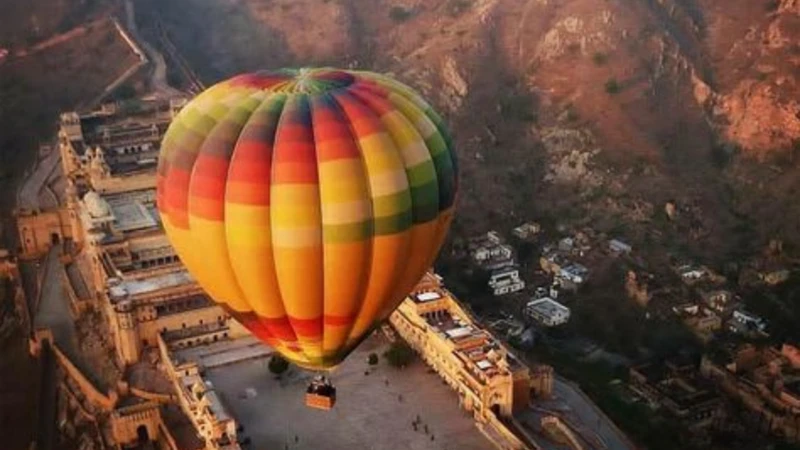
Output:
16,145,61,212
33,245,108,392
533,376,635,450
123,0,183,98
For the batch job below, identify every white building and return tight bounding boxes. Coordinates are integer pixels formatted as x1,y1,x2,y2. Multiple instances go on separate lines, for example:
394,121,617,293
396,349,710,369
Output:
525,298,570,327
472,243,514,265
608,239,632,255
730,310,767,334
488,266,526,296
559,263,589,285
512,222,541,241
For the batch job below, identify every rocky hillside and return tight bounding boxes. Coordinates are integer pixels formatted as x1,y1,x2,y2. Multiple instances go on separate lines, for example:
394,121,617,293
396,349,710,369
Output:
148,0,799,262
1,0,798,258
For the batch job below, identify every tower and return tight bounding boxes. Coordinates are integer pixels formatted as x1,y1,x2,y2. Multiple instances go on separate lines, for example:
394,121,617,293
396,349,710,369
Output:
115,300,141,366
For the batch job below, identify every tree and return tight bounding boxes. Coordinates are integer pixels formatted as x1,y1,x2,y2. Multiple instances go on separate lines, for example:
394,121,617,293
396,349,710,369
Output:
368,353,379,366
383,341,415,368
268,355,289,376
592,52,608,65
389,6,413,22
604,78,621,94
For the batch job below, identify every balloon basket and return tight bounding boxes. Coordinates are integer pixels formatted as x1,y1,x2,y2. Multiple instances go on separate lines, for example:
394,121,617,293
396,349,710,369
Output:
305,375,336,410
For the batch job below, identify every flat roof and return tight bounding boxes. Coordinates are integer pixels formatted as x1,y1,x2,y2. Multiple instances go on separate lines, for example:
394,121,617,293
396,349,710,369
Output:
110,200,158,232
526,298,569,316
445,327,474,339
109,270,194,299
415,291,441,302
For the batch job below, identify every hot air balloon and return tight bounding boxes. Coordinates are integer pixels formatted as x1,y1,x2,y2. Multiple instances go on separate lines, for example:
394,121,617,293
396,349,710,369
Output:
156,68,458,379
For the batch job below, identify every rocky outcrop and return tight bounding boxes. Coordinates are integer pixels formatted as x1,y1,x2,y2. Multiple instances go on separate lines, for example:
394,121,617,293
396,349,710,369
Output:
720,81,800,158
440,56,468,112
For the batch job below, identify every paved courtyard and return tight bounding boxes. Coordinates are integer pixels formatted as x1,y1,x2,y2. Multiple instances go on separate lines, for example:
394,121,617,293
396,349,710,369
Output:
205,334,494,450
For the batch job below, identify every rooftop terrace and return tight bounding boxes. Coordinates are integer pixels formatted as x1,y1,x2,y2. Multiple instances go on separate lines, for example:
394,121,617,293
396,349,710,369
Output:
109,269,194,300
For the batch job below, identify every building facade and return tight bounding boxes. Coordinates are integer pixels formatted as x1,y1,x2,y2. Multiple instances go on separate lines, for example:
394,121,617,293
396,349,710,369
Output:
525,298,570,327
50,99,235,367
390,273,541,421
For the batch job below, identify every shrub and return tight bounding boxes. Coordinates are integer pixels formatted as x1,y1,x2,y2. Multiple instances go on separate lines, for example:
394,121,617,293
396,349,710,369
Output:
389,6,413,22
383,340,415,368
500,92,537,122
592,52,608,65
447,0,473,17
268,354,289,375
604,78,621,94
368,353,379,366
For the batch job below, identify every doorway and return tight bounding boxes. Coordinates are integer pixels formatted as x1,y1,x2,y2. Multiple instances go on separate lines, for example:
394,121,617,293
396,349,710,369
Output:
137,425,150,442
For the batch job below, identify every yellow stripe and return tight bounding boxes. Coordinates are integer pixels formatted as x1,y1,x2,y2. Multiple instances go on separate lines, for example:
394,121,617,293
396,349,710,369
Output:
369,169,409,197
381,111,431,167
225,204,273,246
270,185,321,227
358,133,405,173
318,159,369,203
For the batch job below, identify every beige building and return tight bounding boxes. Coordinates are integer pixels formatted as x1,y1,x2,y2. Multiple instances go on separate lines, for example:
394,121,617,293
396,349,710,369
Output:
158,330,247,450
390,273,551,421
48,99,233,368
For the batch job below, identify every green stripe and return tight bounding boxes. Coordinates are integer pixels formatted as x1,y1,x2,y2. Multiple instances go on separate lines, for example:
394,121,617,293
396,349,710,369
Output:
374,210,413,235
323,220,372,243
372,190,412,217
406,162,437,187
424,132,448,157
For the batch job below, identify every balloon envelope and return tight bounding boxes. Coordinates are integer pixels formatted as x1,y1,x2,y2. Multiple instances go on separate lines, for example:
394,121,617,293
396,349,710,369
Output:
157,68,457,369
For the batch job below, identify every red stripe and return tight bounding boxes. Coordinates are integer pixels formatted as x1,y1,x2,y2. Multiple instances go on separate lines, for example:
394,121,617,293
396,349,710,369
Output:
350,87,394,115
324,314,356,327
288,317,323,338
331,92,383,137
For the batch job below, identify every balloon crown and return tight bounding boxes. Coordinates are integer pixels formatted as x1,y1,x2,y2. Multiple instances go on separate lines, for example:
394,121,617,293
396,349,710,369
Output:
227,67,356,94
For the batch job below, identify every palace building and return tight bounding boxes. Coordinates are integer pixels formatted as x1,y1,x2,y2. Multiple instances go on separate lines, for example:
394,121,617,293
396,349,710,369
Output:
49,99,237,367
390,273,552,421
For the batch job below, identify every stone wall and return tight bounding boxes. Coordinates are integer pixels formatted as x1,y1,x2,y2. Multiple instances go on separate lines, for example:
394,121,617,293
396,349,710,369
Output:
52,344,117,411
110,401,162,445
16,208,73,257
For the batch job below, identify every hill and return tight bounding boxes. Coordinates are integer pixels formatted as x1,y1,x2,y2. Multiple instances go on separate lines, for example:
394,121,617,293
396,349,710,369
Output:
145,0,800,261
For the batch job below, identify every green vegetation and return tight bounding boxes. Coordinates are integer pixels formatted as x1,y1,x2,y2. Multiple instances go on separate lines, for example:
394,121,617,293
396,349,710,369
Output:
367,352,379,366
499,90,537,122
114,84,137,100
383,340,415,368
604,77,621,94
389,6,413,22
446,0,473,17
267,354,289,376
592,52,608,66
565,104,579,122
765,0,780,11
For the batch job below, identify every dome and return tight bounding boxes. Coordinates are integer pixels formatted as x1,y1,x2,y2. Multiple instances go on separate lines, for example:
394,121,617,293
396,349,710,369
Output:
84,191,111,218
